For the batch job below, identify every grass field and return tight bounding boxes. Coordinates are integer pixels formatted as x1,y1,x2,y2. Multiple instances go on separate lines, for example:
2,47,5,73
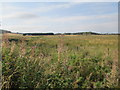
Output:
2,33,119,88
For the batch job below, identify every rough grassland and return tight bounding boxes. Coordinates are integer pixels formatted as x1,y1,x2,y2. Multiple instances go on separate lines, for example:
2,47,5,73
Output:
2,34,119,88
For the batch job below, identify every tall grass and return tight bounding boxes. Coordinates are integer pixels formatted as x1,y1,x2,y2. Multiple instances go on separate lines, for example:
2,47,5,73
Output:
2,34,119,88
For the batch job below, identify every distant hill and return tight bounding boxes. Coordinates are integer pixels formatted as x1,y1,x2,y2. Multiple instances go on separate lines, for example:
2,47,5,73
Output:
56,32,119,35
17,32,120,36
23,33,54,36
55,32,101,35
0,29,11,34
0,29,119,35
62,32,101,35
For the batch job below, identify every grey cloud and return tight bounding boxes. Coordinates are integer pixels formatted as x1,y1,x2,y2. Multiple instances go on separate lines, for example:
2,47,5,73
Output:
17,13,39,19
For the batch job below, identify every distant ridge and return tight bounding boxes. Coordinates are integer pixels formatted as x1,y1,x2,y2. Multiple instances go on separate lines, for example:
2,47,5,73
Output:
0,29,119,35
23,33,54,36
0,29,11,34
55,32,119,35
22,32,119,36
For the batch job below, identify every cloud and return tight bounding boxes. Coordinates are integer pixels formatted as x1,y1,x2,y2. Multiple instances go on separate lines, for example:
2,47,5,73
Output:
2,16,118,33
19,13,117,26
34,2,82,13
2,2,82,19
16,12,39,19
2,12,118,33
2,2,117,21
2,25,50,33
2,12,39,20
77,21,118,33
1,2,118,33
0,0,119,2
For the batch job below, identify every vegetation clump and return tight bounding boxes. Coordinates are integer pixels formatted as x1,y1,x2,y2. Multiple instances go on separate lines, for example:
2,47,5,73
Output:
2,34,119,89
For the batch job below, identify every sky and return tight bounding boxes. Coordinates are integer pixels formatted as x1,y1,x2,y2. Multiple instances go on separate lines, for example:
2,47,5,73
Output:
0,2,118,33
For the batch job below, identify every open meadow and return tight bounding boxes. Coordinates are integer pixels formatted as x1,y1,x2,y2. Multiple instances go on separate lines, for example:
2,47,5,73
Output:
2,33,119,88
